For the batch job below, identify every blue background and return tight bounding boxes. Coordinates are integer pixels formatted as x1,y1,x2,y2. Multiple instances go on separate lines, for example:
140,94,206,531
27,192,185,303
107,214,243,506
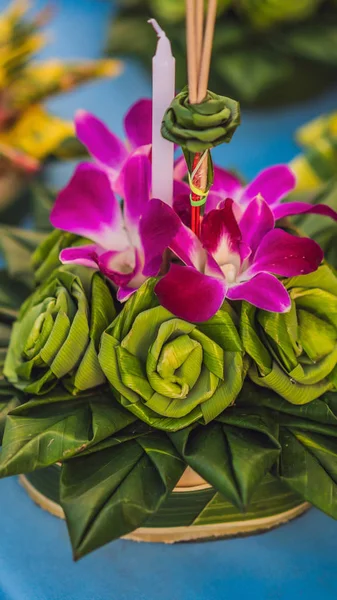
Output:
0,1,337,598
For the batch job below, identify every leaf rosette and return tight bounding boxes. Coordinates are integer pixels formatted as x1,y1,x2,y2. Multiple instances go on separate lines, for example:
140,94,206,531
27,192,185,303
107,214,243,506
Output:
241,265,337,404
99,279,245,432
161,88,240,152
4,267,116,395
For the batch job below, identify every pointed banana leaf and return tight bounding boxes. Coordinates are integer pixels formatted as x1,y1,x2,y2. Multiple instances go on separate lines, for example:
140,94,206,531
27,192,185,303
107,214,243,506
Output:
236,383,337,518
59,432,184,558
279,427,337,519
170,404,280,509
0,388,136,477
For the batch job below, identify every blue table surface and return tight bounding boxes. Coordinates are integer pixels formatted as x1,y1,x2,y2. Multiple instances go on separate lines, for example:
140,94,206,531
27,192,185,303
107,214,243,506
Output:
1,1,337,598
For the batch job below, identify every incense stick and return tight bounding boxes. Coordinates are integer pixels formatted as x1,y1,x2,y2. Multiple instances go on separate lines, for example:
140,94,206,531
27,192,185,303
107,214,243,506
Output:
186,0,198,104
186,0,217,238
198,0,217,101
195,0,204,75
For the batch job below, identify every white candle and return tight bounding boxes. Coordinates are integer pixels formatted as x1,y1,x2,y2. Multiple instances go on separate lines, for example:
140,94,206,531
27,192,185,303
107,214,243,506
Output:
149,19,175,206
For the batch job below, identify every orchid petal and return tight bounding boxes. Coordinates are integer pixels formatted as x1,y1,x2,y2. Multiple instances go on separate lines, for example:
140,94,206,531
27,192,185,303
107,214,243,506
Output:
227,273,291,312
204,168,242,214
98,247,138,286
124,99,152,150
75,110,127,170
212,166,242,198
119,153,151,243
204,254,226,280
51,163,128,250
205,191,222,213
114,144,151,197
117,286,138,302
239,196,274,253
241,165,296,207
273,201,337,222
173,179,190,197
140,198,181,277
170,223,206,271
155,264,227,322
201,198,241,267
250,229,323,277
59,245,99,269
173,184,191,227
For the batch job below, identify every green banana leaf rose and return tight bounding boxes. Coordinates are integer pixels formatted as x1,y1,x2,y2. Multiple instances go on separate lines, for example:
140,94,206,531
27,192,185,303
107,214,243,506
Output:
32,229,86,284
241,265,337,404
4,267,116,395
99,279,245,432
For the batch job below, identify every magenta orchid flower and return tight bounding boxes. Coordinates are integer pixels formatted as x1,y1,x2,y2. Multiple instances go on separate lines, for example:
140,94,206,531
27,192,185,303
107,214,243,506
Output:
206,164,337,222
50,153,180,302
155,195,323,322
173,164,337,225
75,98,185,201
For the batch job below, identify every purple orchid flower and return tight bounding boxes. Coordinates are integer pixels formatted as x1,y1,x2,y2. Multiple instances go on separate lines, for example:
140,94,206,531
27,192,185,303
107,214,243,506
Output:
75,98,186,201
173,164,337,225
206,164,337,222
50,153,181,302
155,195,323,322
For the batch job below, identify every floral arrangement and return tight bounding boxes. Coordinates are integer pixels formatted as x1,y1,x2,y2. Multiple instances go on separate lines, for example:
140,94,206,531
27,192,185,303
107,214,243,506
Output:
107,0,337,106
1,4,337,561
0,0,120,219
0,94,336,558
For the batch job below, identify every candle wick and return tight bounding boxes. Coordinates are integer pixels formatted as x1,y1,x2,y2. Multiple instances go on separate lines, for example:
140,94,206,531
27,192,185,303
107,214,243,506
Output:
148,18,166,38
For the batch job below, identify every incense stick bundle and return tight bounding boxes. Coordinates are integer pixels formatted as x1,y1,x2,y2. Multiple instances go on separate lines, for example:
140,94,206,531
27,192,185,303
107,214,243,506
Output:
186,0,217,236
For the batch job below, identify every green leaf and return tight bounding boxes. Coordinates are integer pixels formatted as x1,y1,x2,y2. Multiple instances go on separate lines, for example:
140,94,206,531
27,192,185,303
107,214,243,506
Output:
171,404,280,508
170,423,243,508
0,379,21,442
239,384,337,429
279,428,337,519
59,432,184,559
0,388,135,476
286,24,337,65
0,226,46,288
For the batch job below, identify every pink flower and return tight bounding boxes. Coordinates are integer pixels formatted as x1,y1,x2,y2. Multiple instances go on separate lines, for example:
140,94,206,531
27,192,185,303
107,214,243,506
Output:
155,195,323,322
174,163,337,224
75,98,186,201
50,154,180,302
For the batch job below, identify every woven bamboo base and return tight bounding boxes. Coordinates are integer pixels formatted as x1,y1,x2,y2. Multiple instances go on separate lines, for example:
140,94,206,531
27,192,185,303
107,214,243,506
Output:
19,474,310,543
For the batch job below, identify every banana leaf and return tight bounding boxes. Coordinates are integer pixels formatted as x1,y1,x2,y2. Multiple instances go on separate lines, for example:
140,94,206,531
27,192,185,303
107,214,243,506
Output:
59,432,184,558
0,387,136,477
236,384,337,519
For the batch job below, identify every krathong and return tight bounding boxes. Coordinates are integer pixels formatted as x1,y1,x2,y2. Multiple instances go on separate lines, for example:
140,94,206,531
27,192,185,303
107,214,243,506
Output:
0,0,337,562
